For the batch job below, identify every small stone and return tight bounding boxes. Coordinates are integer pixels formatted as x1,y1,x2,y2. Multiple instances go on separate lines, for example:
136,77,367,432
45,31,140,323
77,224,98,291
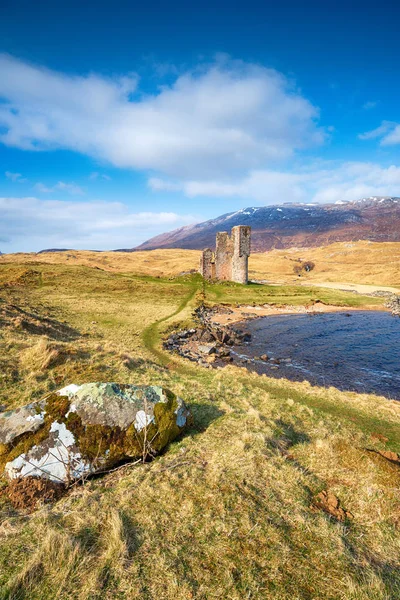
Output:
312,490,353,522
221,355,233,363
198,344,216,355
200,331,215,343
217,348,231,358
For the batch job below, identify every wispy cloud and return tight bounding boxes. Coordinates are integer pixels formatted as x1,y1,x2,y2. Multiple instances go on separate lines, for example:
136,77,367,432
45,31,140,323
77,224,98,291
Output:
359,120,400,145
149,161,400,205
0,197,198,253
89,172,112,181
34,181,85,195
0,54,325,181
5,171,27,183
362,101,377,110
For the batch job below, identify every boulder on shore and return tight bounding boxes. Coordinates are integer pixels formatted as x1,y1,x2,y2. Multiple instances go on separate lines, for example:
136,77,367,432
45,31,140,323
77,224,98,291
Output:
0,382,192,484
385,294,400,316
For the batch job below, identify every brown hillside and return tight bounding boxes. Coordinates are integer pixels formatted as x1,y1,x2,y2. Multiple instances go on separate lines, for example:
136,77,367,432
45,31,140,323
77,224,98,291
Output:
1,241,399,288
136,197,400,252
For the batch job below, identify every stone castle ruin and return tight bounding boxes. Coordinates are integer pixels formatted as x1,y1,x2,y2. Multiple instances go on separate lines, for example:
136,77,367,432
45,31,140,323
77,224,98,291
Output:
199,225,251,284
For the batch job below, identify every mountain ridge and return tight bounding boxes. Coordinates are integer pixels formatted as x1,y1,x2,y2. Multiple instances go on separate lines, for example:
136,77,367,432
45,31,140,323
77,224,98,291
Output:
135,196,400,252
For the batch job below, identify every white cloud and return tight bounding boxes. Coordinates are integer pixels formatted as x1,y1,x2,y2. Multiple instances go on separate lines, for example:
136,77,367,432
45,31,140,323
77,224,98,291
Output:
34,181,85,195
151,171,307,203
149,161,400,205
359,120,400,145
0,197,198,253
148,177,182,192
309,163,400,203
380,125,400,146
0,54,324,180
5,171,27,183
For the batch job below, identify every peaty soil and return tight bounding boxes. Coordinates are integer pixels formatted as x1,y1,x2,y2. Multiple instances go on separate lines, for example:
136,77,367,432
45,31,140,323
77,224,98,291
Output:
6,477,66,511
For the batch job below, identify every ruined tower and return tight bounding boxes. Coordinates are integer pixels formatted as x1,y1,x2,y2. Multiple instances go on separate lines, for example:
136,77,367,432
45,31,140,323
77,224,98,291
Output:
230,225,251,284
215,231,233,281
199,225,251,284
199,248,215,279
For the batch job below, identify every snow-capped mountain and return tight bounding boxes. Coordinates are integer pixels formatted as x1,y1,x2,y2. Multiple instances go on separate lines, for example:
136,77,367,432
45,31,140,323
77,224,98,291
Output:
135,197,400,252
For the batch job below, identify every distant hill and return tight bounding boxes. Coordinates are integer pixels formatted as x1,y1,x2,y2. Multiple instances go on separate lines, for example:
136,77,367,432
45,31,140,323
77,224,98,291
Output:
37,248,71,254
37,248,102,254
135,197,400,252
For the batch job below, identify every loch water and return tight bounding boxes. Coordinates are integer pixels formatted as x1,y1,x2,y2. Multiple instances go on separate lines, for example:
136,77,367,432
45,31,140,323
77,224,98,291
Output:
230,311,400,400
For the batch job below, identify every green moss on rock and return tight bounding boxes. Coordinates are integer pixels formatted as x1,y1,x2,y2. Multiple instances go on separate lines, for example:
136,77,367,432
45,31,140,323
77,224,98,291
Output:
0,383,192,483
45,393,70,421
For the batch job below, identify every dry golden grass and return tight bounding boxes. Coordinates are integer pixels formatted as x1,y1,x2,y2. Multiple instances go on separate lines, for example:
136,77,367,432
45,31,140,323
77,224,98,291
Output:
1,240,399,288
0,248,201,277
0,260,399,599
249,240,400,287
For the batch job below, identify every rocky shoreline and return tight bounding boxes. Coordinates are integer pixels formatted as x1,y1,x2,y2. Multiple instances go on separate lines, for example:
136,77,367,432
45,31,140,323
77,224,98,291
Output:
163,305,252,368
163,303,304,369
384,294,400,316
164,299,399,371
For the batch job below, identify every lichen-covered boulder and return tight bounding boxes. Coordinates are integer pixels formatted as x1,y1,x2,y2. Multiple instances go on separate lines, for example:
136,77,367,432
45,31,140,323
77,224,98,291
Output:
0,383,192,484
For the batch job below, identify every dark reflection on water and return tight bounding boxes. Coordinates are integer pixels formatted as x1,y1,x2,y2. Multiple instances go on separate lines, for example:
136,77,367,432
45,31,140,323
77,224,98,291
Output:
231,311,400,399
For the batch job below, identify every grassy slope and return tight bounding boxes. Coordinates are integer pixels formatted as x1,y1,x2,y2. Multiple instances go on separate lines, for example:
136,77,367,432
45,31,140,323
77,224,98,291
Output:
0,262,399,600
1,240,400,287
0,248,201,277
249,241,400,287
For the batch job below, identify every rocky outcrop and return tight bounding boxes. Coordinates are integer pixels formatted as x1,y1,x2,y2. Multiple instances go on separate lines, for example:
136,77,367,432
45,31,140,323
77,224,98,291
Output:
0,383,192,484
163,305,251,367
385,294,400,316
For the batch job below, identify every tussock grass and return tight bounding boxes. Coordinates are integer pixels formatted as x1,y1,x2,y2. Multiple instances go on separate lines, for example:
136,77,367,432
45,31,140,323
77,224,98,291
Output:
20,338,80,372
0,260,399,599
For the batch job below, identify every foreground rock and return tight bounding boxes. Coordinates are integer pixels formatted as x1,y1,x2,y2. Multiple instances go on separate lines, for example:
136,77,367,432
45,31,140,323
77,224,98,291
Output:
0,383,192,485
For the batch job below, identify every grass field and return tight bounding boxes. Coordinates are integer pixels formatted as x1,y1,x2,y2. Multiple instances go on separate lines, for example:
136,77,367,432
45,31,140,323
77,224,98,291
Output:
249,241,400,287
1,240,400,287
0,258,399,600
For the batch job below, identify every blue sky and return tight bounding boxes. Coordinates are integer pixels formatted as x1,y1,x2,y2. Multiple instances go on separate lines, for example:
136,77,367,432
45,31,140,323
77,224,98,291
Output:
1,0,400,252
